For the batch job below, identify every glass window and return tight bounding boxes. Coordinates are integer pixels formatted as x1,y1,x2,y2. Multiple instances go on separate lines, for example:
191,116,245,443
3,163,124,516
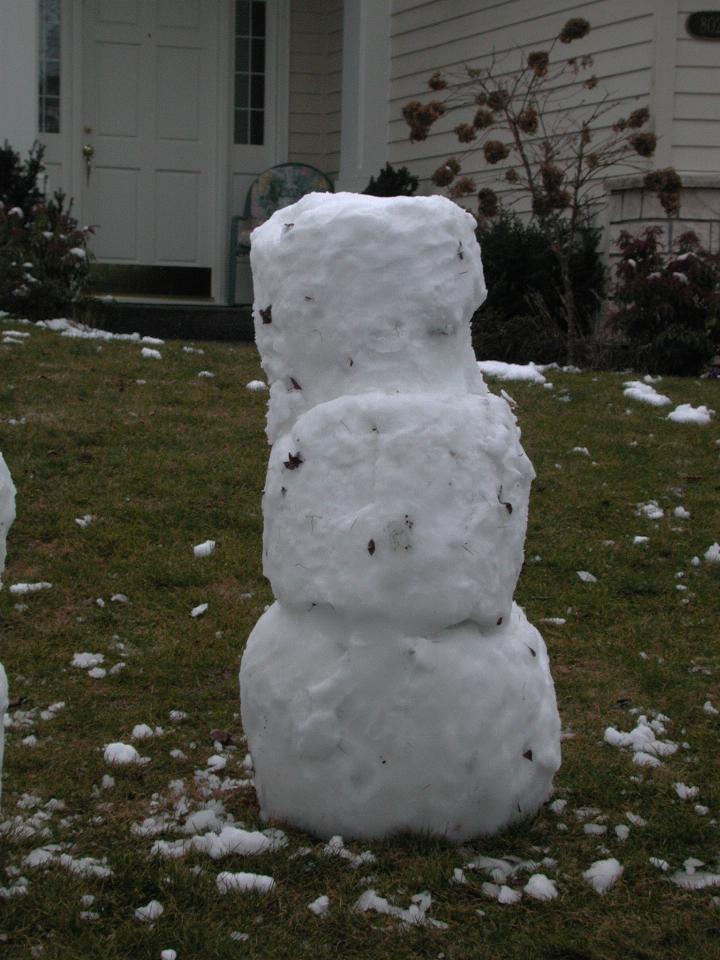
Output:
39,0,61,134
234,0,265,145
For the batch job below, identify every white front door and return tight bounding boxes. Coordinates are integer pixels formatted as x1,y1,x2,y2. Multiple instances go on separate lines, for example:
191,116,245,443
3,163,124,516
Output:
81,0,218,283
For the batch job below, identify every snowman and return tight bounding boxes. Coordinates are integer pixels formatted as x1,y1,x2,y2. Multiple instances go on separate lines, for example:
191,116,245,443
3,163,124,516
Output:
240,193,561,840
0,452,16,807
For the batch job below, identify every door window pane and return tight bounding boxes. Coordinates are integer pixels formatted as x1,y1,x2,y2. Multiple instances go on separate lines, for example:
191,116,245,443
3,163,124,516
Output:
234,0,265,145
39,0,61,133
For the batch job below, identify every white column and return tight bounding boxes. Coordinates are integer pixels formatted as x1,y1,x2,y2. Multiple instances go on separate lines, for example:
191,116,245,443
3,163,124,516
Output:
0,0,39,154
337,0,390,192
651,0,678,169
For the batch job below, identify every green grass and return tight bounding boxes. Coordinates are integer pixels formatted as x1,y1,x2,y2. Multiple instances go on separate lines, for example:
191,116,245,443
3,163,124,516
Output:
1,319,719,960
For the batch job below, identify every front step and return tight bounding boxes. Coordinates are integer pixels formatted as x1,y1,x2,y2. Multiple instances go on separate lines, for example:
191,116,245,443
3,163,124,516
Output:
91,299,254,342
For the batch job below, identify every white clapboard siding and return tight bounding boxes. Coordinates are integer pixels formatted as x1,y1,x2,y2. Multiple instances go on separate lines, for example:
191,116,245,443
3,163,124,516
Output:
388,0,657,195
287,0,342,180
674,2,720,172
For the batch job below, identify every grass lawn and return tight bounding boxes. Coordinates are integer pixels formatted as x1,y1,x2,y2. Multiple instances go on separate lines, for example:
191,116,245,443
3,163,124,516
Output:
1,317,719,960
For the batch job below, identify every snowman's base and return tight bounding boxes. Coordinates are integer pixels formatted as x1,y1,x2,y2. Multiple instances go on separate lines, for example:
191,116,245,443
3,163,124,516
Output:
240,602,561,841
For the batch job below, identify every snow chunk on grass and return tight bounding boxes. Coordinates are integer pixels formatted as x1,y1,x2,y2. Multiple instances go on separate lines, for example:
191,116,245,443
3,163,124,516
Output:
667,403,714,425
308,894,330,916
674,782,699,801
577,571,597,583
355,889,448,927
583,858,623,894
190,603,208,618
135,899,163,921
622,381,671,406
216,871,275,894
704,543,720,563
636,501,664,520
141,347,162,360
104,742,142,765
604,716,678,764
72,652,104,669
9,582,52,595
477,360,546,383
245,380,267,392
193,540,216,558
523,874,558,901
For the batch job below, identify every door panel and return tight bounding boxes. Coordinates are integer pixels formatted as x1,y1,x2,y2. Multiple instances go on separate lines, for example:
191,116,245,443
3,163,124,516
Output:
82,0,217,272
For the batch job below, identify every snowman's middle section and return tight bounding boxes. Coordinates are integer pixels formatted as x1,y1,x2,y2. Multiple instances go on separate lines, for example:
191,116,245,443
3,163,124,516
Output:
263,390,534,634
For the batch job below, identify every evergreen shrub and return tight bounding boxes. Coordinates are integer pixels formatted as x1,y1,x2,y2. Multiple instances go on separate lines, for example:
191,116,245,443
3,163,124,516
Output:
0,141,93,321
472,211,604,363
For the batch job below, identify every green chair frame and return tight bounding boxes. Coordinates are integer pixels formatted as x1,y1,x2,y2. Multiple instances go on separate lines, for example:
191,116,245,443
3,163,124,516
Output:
227,162,334,305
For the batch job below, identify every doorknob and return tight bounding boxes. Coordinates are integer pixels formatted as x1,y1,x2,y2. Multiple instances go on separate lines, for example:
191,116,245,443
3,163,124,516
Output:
82,143,95,184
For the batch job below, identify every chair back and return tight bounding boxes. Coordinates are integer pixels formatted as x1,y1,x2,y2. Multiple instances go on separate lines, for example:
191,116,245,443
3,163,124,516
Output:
244,163,334,227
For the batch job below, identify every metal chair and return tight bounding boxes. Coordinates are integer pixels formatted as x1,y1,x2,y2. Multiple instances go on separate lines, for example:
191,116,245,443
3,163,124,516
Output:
227,162,334,304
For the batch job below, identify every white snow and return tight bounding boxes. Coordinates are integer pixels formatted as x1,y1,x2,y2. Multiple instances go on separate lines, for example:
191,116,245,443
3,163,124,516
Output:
704,543,720,563
523,874,558,901
622,381,670,406
193,540,216,558
673,782,699,801
104,742,141,765
477,360,546,384
141,347,162,360
583,858,623,894
72,652,104,669
667,403,714,425
633,536,649,545
246,380,268,392
132,724,156,740
604,716,678,764
703,700,718,716
75,514,95,528
135,900,164,922
190,603,208,618
9,582,52,595
216,871,275,894
674,506,690,519
240,192,560,841
197,370,215,378
577,571,597,583
355,889,447,928
636,501,664,520
308,894,330,916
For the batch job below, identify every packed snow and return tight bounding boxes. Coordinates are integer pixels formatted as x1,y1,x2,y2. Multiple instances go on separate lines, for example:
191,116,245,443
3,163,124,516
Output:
622,381,671,406
667,403,714,425
193,540,216,558
0,451,16,807
477,360,546,384
583,858,623,894
241,192,560,841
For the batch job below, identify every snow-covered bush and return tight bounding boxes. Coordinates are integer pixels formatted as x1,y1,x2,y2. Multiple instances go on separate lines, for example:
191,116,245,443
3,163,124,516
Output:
0,142,93,321
610,228,720,376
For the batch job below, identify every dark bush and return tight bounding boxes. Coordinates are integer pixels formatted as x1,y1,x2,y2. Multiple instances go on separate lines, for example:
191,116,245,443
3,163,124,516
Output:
0,142,93,321
472,210,604,362
362,162,419,197
610,227,720,375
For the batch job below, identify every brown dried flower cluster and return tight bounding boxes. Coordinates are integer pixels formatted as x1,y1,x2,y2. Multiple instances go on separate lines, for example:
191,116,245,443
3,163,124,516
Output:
487,89,510,111
559,17,591,43
402,100,447,141
483,140,510,164
448,176,477,199
473,108,495,130
431,157,462,187
477,188,499,217
505,168,519,183
527,51,549,77
517,107,538,134
428,71,447,91
644,168,682,217
454,123,477,143
630,132,657,157
626,107,650,129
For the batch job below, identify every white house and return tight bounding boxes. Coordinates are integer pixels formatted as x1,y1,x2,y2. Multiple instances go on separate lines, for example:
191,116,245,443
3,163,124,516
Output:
1,0,719,305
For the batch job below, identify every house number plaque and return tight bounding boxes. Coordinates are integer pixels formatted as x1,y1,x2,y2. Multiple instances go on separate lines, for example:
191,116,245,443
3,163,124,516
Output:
686,11,720,37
